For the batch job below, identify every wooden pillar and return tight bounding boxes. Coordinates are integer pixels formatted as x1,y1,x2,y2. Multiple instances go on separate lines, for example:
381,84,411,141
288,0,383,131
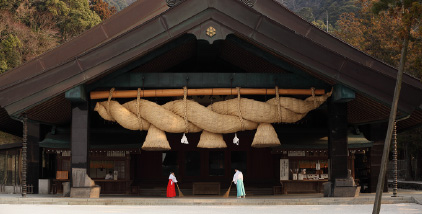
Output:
325,84,356,197
70,103,89,175
328,101,349,181
364,123,389,193
27,122,41,193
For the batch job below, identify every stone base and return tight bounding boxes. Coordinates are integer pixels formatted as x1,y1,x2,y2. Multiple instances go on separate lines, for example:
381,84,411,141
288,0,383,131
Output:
3,186,21,194
323,181,360,197
323,182,331,197
62,182,71,197
70,186,101,198
38,179,50,194
333,186,359,197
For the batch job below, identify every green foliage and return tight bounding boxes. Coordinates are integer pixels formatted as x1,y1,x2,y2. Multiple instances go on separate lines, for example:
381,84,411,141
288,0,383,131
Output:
0,34,22,73
312,19,335,32
297,7,315,22
0,9,59,74
90,0,117,20
0,0,23,11
37,0,101,41
0,0,106,74
44,0,69,17
61,0,101,40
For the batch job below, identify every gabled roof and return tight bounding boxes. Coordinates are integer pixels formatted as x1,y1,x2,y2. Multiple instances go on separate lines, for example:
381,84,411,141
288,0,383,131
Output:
0,0,421,131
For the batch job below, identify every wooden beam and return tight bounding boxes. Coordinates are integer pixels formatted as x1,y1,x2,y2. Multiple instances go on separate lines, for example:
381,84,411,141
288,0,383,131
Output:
90,88,326,100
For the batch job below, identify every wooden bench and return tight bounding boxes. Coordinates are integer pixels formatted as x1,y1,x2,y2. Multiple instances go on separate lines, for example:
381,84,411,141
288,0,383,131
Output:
192,182,220,195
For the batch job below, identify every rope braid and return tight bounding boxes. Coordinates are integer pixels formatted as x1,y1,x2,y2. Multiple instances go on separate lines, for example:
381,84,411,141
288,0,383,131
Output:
183,86,189,133
136,88,143,131
311,87,316,108
95,87,333,134
107,88,115,116
276,86,282,123
237,87,245,131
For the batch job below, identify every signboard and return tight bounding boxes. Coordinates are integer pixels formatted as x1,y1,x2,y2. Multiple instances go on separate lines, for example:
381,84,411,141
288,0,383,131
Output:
280,159,289,180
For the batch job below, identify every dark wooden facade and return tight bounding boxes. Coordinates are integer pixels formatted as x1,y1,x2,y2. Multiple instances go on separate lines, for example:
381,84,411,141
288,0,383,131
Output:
0,0,421,196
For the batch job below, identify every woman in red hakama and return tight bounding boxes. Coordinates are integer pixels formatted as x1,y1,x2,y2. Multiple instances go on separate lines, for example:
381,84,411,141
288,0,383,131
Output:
167,172,178,198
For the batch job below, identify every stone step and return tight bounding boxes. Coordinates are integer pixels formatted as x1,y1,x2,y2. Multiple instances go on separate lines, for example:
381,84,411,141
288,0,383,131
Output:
0,194,415,205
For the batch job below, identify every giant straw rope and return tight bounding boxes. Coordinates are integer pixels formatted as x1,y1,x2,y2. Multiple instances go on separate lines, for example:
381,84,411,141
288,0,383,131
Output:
94,88,332,150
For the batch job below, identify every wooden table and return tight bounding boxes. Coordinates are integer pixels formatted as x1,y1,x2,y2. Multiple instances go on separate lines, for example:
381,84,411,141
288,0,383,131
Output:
192,182,220,195
280,180,328,194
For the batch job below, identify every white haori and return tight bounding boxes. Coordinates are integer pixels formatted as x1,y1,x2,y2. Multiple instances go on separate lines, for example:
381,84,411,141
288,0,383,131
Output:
232,170,243,184
169,174,178,185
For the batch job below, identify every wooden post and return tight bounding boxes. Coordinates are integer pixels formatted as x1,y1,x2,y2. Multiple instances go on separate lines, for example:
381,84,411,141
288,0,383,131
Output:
90,88,326,100
392,121,398,197
70,102,89,186
21,115,27,197
328,101,349,196
27,122,40,194
372,32,409,214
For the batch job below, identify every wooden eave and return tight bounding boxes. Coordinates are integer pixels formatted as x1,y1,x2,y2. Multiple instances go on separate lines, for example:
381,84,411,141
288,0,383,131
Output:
0,0,421,126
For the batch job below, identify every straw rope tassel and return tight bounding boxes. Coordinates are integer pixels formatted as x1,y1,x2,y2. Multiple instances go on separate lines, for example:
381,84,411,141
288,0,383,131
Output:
197,130,227,148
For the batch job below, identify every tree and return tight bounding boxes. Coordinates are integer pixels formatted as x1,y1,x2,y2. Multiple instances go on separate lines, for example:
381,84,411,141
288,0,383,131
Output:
335,0,422,79
42,0,101,41
0,34,22,73
0,8,59,74
296,7,315,22
370,0,422,213
61,0,102,40
0,0,23,11
90,0,116,20
312,19,335,32
0,0,104,74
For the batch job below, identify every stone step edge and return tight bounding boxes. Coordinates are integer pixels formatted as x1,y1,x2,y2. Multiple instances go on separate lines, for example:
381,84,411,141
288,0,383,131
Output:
0,196,415,205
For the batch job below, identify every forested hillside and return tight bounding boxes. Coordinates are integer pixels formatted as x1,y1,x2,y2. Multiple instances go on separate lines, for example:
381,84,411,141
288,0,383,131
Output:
275,0,359,30
0,0,115,74
104,0,135,11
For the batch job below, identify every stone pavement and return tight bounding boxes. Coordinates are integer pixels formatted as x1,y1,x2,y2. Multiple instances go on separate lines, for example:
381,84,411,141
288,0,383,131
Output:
1,204,422,214
0,189,421,206
389,180,422,190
